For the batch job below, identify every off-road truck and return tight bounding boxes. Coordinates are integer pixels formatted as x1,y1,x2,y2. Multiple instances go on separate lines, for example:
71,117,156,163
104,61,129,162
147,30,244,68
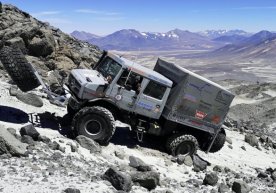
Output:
0,46,234,156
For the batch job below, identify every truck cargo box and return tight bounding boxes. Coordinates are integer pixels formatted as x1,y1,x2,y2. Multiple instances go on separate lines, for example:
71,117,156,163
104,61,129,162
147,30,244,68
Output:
154,58,235,134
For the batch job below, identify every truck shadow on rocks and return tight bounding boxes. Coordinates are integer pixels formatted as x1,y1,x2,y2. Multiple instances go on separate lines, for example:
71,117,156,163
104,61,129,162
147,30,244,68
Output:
0,106,168,153
29,111,74,138
110,127,167,153
0,105,29,124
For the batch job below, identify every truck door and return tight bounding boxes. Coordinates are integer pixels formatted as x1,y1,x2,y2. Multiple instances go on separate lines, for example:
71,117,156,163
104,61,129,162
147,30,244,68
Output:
108,70,142,112
135,79,170,119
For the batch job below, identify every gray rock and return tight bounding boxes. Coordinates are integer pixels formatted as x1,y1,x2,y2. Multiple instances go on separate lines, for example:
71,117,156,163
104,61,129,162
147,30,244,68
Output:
241,146,246,151
232,180,251,193
7,128,17,136
21,135,35,145
271,171,276,181
102,167,132,192
0,127,27,156
48,141,60,150
76,135,101,153
257,171,268,178
70,144,78,153
64,188,81,193
20,124,40,140
115,150,126,160
213,165,223,172
9,85,19,96
16,92,43,107
203,172,219,186
186,179,202,187
37,135,51,144
193,154,208,172
259,135,267,143
51,152,63,161
28,31,55,57
218,183,229,193
183,155,193,167
225,136,232,144
245,134,259,147
6,37,27,53
129,156,151,171
58,145,66,153
131,171,160,190
176,155,186,165
224,167,231,173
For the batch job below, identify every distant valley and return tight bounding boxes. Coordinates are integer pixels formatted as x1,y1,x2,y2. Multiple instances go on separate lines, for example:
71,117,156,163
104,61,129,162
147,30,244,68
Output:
71,29,276,83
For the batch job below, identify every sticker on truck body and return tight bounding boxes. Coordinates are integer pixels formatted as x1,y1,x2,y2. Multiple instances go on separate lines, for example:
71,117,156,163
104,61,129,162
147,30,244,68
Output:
183,94,197,103
195,110,207,119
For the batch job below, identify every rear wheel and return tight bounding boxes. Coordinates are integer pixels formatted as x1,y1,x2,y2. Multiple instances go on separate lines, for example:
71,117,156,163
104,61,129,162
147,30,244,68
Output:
199,128,226,153
72,106,116,145
166,133,198,156
0,46,40,92
208,130,226,153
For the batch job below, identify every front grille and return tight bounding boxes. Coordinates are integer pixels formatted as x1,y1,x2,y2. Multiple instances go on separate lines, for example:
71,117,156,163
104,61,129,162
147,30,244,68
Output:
68,74,81,94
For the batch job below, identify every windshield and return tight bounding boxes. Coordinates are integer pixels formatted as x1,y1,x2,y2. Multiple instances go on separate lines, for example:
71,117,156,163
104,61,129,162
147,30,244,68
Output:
97,57,121,80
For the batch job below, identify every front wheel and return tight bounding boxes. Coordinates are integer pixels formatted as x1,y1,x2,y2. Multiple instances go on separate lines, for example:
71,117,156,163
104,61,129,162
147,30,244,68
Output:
72,106,116,145
166,133,198,156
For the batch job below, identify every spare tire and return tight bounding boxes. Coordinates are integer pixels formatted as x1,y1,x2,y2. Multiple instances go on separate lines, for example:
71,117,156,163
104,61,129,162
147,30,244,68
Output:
0,46,40,92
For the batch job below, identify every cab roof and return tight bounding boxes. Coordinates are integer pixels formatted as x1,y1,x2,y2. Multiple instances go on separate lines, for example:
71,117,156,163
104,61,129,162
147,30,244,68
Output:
107,52,173,87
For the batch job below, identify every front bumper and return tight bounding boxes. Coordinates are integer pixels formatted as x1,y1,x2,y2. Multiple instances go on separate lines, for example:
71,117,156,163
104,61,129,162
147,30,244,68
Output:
68,94,82,111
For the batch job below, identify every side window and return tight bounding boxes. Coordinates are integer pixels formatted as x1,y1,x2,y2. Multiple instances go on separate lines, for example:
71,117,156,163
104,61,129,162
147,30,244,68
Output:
143,81,167,100
117,70,143,94
117,70,129,86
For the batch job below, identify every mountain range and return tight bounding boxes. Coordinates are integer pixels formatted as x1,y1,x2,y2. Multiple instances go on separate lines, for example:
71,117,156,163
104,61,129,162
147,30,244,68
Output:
71,29,251,51
211,30,276,59
71,29,276,59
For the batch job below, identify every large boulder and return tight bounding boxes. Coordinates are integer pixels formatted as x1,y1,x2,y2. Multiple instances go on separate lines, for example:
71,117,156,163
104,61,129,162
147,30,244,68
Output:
0,126,27,156
20,124,40,140
129,156,151,171
245,134,259,147
131,171,160,190
6,37,27,53
102,167,132,192
28,30,55,57
76,135,101,153
16,92,43,107
203,172,219,186
193,154,209,172
232,180,251,193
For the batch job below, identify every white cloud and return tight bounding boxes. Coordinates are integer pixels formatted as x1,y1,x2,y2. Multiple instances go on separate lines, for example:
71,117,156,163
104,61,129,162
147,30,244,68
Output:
75,9,121,16
42,18,72,25
94,17,125,21
32,11,61,17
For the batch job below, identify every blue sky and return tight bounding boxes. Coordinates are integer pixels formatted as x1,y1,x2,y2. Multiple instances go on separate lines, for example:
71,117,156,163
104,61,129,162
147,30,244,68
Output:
2,0,276,35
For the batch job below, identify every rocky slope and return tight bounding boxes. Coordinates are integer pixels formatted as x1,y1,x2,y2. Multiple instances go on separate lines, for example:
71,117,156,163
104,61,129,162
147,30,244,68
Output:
0,80,276,193
0,4,102,85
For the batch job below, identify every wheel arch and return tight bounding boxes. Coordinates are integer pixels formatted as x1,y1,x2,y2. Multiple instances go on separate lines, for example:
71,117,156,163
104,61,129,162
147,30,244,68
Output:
84,98,123,121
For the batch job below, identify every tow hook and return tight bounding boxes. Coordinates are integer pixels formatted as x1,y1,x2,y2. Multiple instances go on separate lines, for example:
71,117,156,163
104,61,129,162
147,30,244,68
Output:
136,126,145,142
136,119,146,142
